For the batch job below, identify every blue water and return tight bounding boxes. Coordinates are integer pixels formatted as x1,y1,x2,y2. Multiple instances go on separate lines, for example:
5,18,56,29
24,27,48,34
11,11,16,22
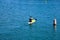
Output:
0,0,60,40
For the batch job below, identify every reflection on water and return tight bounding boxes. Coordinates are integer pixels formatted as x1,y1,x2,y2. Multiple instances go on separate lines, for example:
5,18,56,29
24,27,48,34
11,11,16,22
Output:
53,25,57,32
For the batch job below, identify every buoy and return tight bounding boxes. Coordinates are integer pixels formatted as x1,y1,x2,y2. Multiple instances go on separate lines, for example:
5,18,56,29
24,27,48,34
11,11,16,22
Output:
53,19,57,25
53,18,57,29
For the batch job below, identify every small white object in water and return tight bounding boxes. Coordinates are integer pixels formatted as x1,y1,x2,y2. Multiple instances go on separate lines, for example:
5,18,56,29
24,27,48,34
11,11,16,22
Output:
28,19,36,25
53,18,57,30
53,18,57,25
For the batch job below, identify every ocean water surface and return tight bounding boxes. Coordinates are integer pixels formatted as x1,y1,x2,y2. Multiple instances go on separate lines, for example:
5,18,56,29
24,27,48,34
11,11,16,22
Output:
0,0,60,40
